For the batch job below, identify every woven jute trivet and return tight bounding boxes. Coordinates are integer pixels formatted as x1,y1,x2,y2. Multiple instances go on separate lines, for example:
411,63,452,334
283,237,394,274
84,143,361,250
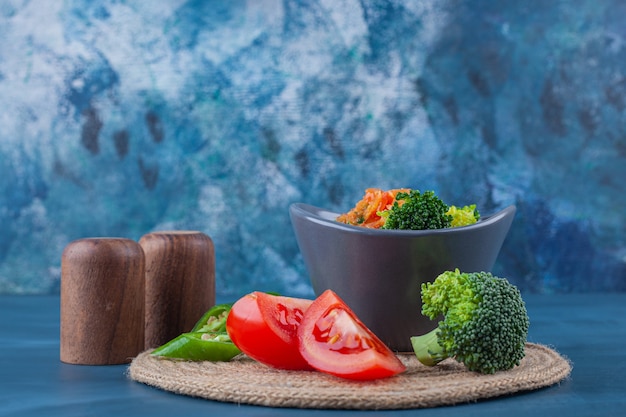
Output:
127,343,571,410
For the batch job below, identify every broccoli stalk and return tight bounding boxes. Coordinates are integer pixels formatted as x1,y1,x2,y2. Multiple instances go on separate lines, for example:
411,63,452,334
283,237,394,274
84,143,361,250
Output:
411,269,529,374
410,327,446,366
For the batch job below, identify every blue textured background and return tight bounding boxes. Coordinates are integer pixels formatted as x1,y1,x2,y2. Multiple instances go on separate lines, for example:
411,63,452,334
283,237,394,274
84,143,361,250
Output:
0,1,624,296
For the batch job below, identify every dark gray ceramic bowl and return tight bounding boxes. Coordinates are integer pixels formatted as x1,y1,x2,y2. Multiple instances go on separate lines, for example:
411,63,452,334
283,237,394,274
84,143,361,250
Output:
289,203,516,352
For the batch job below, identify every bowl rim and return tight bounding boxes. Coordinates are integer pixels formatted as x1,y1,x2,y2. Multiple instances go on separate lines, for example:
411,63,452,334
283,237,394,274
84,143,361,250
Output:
289,202,516,237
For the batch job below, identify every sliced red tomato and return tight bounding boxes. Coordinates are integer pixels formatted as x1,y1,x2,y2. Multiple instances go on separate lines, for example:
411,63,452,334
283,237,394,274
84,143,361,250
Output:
298,290,406,380
226,291,313,370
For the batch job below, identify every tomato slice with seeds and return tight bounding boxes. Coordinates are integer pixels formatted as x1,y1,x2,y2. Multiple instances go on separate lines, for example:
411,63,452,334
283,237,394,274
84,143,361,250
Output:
226,291,313,370
298,290,406,380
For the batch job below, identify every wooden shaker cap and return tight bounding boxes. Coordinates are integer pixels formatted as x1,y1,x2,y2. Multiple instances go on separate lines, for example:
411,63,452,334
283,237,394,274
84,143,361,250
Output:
60,238,145,365
140,231,215,349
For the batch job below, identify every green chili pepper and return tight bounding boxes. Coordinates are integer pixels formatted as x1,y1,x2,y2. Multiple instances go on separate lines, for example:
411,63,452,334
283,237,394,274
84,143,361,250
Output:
151,303,240,361
191,303,232,333
151,332,241,361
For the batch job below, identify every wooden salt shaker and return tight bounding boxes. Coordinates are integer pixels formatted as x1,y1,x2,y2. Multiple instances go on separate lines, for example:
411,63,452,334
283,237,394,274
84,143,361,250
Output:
140,231,215,349
60,238,145,365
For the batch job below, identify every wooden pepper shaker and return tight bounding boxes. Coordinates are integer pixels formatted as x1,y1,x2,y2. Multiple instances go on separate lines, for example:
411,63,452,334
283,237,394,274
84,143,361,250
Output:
60,238,145,365
140,231,215,349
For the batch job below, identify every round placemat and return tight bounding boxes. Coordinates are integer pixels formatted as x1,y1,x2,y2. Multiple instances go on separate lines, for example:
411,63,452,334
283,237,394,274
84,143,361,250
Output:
128,343,571,410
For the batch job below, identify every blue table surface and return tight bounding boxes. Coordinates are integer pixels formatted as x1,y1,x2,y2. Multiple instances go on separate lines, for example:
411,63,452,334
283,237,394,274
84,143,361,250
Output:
1,293,625,417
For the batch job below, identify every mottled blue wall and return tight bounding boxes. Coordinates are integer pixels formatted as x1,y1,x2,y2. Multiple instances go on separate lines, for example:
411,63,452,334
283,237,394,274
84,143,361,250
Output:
0,1,624,295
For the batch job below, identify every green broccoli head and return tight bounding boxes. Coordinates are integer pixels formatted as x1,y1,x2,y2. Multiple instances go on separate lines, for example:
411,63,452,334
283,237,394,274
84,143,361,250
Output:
411,269,529,374
381,190,452,230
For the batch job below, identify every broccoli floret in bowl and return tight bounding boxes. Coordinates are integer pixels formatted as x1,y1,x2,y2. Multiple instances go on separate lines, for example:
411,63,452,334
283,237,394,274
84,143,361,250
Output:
380,190,452,230
411,269,529,374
